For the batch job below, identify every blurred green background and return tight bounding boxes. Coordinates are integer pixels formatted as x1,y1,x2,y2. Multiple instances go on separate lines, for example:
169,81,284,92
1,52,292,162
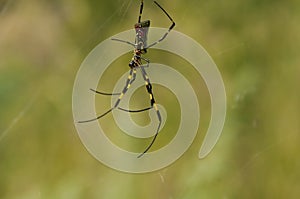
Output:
1,0,299,198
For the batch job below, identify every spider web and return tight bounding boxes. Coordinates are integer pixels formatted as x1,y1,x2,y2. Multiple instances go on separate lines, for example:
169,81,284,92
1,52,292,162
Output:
2,0,290,198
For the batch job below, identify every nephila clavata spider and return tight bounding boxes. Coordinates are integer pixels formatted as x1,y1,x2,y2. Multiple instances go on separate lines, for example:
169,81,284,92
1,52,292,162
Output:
78,0,175,158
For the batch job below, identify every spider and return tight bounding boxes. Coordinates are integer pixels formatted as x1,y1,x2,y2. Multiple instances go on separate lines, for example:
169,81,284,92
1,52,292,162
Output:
78,0,175,158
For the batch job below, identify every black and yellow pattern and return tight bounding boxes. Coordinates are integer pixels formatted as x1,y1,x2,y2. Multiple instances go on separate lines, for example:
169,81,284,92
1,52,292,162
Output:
79,0,175,157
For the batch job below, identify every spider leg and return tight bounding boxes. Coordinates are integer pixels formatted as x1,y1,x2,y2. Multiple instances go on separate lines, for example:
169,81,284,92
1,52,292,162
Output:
145,1,175,49
138,0,144,23
77,108,114,123
115,67,152,112
78,69,138,123
118,106,152,113
111,38,136,47
137,65,162,158
140,56,150,67
89,69,137,96
90,88,120,96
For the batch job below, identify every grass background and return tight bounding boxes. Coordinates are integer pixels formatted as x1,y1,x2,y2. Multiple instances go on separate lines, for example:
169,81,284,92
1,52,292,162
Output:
0,0,299,198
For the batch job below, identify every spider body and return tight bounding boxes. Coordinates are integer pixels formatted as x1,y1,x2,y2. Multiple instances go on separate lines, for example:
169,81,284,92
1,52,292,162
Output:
129,20,150,68
79,0,175,158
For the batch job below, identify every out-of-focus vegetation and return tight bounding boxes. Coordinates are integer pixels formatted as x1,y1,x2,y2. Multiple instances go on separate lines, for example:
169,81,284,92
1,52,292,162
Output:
1,0,299,198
